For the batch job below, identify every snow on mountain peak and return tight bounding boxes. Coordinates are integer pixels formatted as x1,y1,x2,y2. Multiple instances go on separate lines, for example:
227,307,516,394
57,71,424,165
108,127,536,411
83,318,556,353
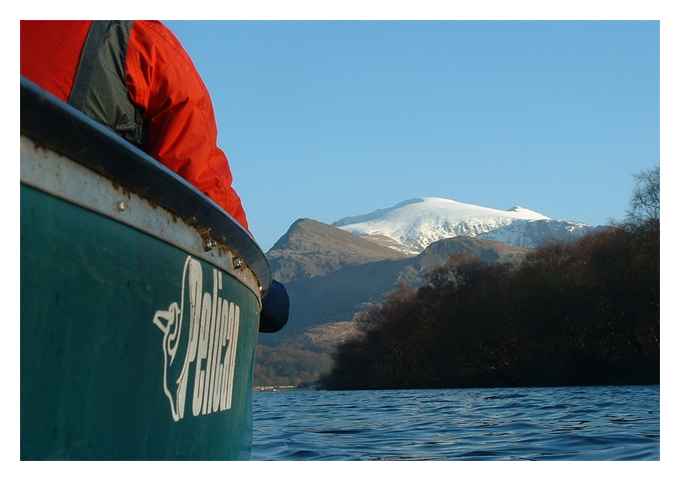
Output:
332,197,580,255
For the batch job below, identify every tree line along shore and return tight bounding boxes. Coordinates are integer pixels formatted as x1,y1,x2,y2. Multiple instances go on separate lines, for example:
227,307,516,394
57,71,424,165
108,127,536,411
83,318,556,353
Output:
320,168,659,390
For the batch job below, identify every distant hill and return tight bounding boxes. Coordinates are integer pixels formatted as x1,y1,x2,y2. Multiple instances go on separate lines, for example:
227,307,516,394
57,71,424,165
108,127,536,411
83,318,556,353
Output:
257,226,529,385
255,321,359,387
416,235,528,271
258,202,597,386
267,218,408,283
263,222,528,345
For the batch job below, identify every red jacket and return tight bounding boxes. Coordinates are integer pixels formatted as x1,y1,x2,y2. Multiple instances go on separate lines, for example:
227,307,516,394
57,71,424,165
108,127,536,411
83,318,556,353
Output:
20,20,249,229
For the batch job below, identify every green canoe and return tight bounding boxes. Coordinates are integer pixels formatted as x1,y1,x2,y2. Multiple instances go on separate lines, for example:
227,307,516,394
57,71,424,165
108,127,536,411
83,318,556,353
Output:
20,78,276,460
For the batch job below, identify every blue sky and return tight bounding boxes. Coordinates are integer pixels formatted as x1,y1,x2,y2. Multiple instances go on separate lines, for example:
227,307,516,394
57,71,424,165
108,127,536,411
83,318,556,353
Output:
166,21,659,251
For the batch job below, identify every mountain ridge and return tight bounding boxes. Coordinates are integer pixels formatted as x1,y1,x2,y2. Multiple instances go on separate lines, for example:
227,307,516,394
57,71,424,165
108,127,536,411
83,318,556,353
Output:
333,197,595,254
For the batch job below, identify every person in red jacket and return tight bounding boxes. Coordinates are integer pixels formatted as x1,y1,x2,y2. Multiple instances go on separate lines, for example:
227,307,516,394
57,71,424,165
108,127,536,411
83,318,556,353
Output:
20,20,249,230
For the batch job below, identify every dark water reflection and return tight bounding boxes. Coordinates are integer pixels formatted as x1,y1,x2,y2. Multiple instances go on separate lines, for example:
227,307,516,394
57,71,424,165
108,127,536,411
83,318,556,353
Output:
252,385,659,460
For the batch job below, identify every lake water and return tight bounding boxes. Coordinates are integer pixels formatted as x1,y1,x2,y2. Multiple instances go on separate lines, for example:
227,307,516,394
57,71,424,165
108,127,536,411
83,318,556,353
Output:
252,385,659,460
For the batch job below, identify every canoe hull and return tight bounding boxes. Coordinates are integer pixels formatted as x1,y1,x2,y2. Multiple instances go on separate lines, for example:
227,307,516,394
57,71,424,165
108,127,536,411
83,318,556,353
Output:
21,185,260,459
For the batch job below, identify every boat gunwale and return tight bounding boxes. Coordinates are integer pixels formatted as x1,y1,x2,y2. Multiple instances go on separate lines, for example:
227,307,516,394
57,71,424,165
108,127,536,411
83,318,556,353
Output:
20,76,271,295
21,137,262,306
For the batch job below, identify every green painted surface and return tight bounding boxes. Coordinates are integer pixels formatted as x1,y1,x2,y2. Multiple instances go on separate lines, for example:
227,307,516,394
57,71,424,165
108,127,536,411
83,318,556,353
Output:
21,185,261,459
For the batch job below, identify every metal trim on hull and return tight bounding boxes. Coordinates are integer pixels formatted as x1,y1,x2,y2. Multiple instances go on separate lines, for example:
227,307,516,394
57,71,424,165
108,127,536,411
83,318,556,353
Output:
20,76,271,294
21,137,262,304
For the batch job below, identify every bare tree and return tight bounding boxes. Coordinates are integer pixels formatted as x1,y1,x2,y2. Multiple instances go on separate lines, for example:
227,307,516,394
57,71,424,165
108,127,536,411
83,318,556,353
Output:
626,166,660,224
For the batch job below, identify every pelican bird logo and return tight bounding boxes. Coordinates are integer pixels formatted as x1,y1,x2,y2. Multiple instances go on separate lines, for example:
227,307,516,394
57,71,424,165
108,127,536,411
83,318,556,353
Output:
152,256,202,421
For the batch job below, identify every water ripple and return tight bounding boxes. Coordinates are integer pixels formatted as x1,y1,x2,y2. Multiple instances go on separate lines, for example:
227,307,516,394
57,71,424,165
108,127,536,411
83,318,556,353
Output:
252,385,659,460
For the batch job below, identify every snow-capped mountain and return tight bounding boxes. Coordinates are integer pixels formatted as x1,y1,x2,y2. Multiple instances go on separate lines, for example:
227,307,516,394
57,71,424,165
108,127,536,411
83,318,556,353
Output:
333,197,594,254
